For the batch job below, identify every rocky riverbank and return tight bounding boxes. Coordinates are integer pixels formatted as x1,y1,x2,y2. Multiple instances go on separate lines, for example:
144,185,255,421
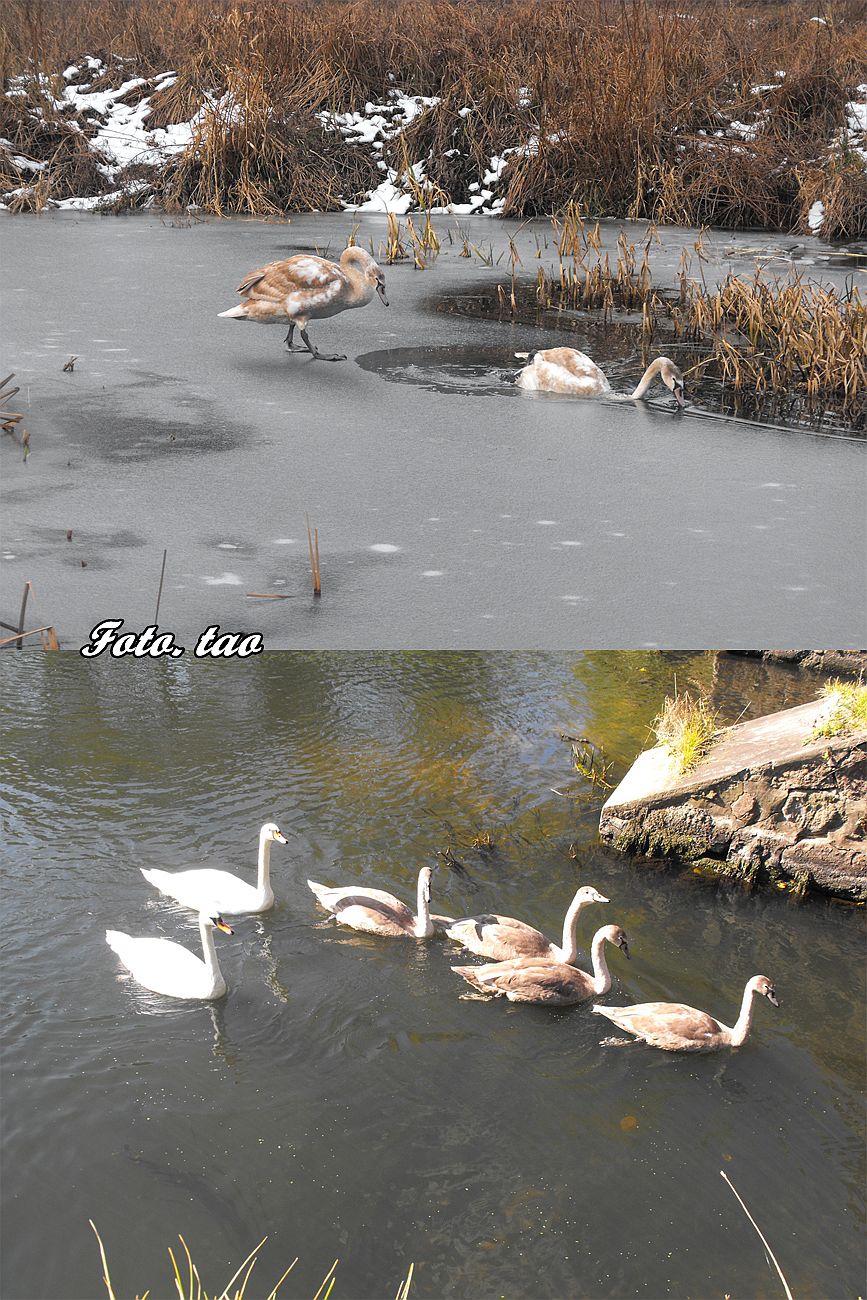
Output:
599,698,867,900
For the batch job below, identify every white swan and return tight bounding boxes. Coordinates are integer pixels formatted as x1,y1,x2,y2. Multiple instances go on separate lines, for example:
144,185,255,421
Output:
441,884,608,963
106,912,234,1000
592,974,779,1051
451,924,630,1004
307,866,435,938
140,822,287,915
516,348,685,405
218,247,388,361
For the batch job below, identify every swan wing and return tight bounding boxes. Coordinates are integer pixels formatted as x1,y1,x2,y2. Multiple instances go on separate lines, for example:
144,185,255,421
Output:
140,867,263,914
444,913,550,959
593,1001,723,1046
455,958,592,1004
307,880,414,933
237,257,348,315
519,347,610,396
106,932,215,999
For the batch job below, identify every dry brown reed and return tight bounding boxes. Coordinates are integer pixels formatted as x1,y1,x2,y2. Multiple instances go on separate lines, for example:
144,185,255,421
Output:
2,0,865,233
512,215,865,426
306,513,321,597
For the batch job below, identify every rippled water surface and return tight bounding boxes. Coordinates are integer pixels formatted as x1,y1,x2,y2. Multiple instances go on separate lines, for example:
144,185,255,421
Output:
1,653,864,1299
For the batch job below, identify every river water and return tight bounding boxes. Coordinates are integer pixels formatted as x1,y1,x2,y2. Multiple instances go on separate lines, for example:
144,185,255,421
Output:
1,652,863,1299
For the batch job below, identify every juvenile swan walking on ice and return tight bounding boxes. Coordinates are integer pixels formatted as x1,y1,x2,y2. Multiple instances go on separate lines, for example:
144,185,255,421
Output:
106,913,234,1000
451,924,630,1005
218,247,389,361
592,975,779,1051
308,866,436,938
441,884,609,963
516,348,685,405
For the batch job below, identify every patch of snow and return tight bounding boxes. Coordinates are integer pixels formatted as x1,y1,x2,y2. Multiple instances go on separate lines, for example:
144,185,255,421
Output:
202,572,242,585
807,199,825,233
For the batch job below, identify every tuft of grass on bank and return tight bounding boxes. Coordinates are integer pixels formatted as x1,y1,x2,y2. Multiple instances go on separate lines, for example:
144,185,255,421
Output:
808,679,867,740
652,691,721,775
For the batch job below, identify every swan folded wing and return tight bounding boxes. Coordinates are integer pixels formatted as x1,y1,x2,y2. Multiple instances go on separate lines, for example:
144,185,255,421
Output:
237,268,268,295
309,882,415,932
545,347,602,379
107,934,209,993
597,1002,723,1042
456,958,592,1003
329,894,415,935
140,866,257,912
238,257,347,309
446,913,549,959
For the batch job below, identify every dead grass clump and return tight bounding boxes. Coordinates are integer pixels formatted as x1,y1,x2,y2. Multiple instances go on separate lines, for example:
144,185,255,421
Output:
691,274,867,424
523,218,865,426
652,692,720,776
392,72,528,203
157,74,380,215
662,140,798,232
797,151,867,241
143,60,211,129
0,90,112,204
89,1220,415,1300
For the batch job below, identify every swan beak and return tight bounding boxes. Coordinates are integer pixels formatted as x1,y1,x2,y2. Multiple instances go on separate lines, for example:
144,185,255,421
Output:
214,917,234,935
376,282,389,307
673,386,686,408
596,893,610,904
767,989,779,1006
620,939,630,960
274,830,288,844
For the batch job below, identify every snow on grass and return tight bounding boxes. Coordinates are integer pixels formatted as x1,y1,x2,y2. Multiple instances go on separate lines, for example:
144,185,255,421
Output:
807,200,825,233
4,57,864,224
844,84,867,163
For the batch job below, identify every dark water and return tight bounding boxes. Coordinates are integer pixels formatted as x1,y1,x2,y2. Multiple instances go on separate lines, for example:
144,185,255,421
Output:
1,653,864,1299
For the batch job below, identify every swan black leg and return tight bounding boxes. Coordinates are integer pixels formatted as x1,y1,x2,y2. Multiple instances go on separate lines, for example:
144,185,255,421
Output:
300,326,346,362
283,324,307,353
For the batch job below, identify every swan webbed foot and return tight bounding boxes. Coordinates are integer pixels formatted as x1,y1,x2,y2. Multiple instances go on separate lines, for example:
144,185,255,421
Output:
299,327,346,362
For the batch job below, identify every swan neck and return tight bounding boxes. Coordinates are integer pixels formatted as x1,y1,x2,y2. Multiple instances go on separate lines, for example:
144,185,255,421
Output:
589,931,612,994
199,916,221,980
730,983,757,1047
257,829,272,893
630,357,662,400
552,895,585,963
414,872,434,937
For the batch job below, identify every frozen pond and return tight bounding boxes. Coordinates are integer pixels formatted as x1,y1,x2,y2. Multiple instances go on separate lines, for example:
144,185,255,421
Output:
1,211,865,648
1,652,864,1299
